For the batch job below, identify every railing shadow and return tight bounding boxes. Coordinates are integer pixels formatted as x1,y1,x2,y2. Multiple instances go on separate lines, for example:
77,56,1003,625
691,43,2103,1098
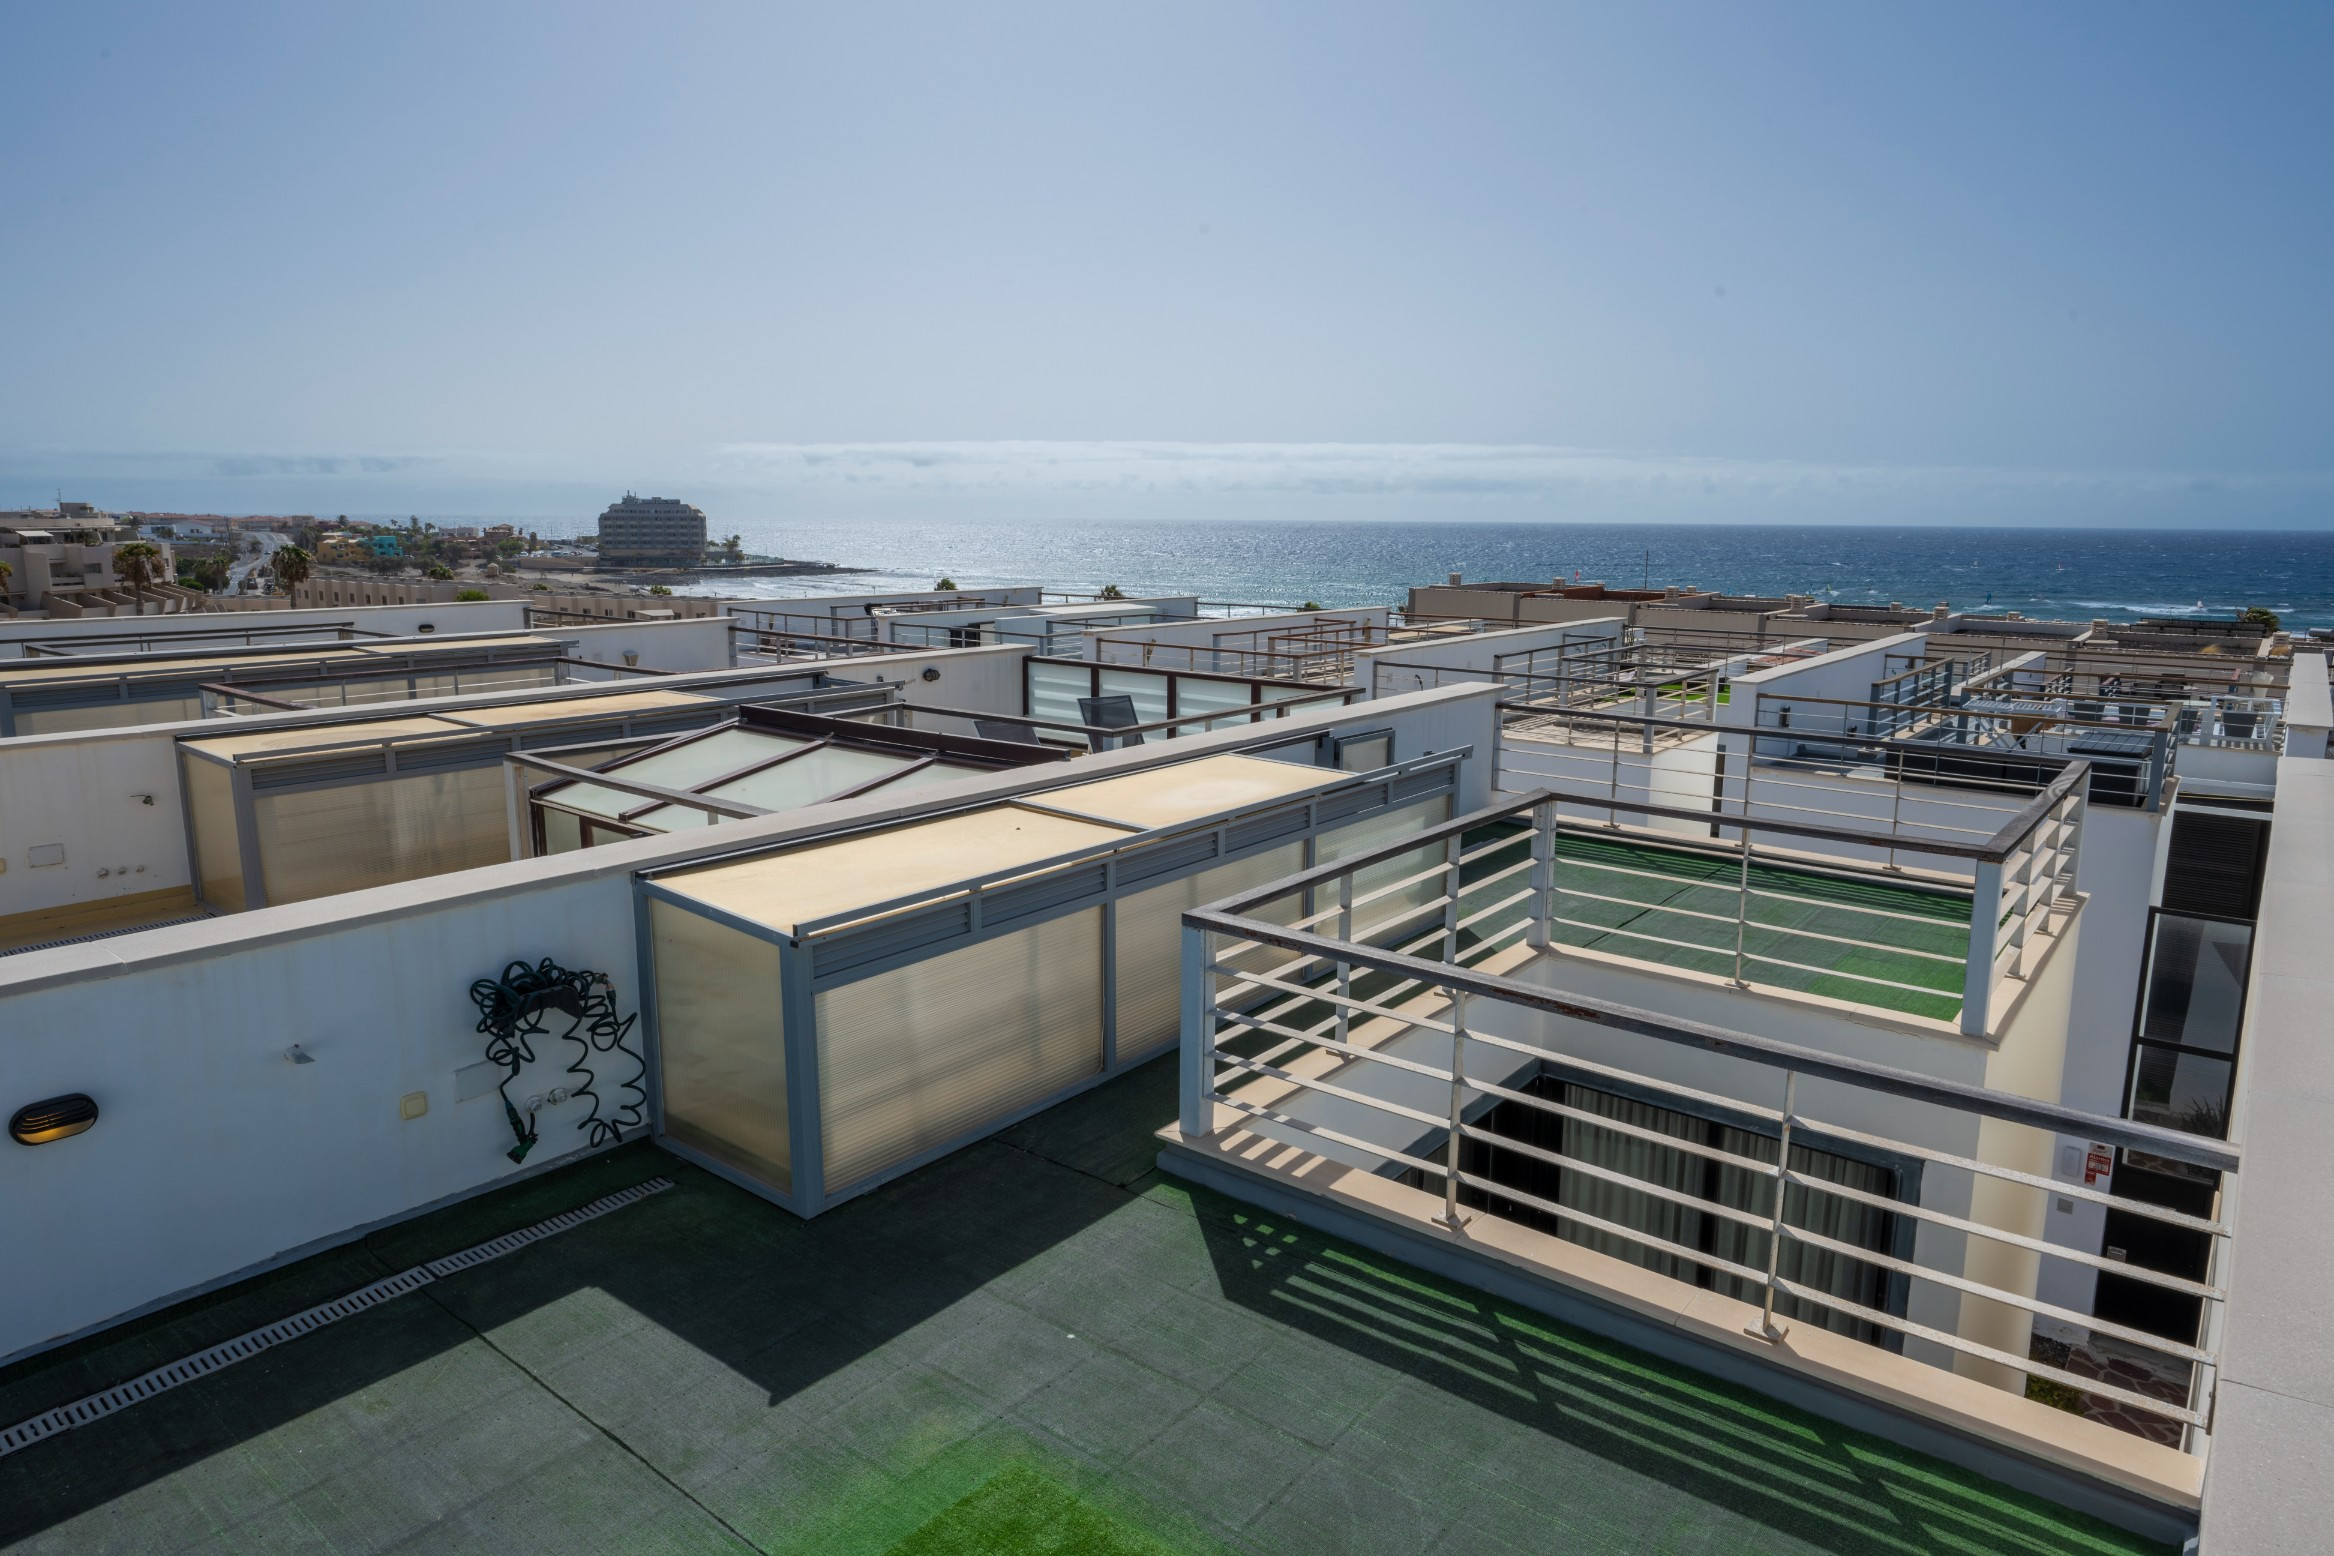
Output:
1184,1181,2173,1556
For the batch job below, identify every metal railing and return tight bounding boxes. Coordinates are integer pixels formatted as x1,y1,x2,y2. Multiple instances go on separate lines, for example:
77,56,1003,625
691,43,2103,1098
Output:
2174,698,2284,752
1178,786,2233,1448
862,686,1360,751
1740,687,2175,811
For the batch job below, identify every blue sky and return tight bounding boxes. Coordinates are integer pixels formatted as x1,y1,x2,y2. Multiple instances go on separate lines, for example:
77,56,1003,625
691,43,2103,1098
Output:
3,3,2329,525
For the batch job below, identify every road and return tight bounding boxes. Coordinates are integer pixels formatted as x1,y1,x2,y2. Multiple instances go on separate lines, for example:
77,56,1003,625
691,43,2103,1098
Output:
226,530,289,593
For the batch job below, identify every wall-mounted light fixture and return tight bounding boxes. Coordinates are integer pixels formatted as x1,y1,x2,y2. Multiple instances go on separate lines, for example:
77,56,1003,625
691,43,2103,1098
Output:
10,1094,99,1145
921,667,942,683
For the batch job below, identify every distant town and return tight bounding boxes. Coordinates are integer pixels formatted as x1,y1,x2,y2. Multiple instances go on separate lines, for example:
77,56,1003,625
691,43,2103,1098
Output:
0,493,859,618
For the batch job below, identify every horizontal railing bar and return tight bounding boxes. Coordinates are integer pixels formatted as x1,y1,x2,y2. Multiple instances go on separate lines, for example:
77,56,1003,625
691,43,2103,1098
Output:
1207,966,1456,1035
1452,1028,1788,1127
1207,791,2002,928
1209,1014,1452,1085
1764,1278,2206,1428
1547,876,1972,958
1211,1054,1451,1130
1541,916,1964,1002
1777,1168,2224,1302
1452,1170,1778,1288
1206,1092,1447,1178
1459,1090,1781,1181
1778,1223,2214,1365
1791,1114,2232,1235
1186,903,2241,1174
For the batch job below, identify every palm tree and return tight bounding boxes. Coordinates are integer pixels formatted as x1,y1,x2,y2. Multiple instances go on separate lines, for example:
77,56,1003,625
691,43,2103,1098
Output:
0,558,13,608
723,533,743,564
112,541,165,613
272,544,313,594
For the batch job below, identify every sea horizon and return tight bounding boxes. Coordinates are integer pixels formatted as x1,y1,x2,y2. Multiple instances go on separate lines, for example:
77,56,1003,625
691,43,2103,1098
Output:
274,514,2334,631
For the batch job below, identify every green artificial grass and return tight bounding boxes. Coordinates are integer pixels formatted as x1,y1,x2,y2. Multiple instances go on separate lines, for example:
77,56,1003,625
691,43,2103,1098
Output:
1546,831,1972,1020
0,1061,2177,1555
884,1465,1187,1556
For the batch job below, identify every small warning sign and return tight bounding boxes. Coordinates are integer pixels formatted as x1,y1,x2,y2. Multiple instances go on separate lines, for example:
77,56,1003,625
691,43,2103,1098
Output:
2084,1144,2114,1187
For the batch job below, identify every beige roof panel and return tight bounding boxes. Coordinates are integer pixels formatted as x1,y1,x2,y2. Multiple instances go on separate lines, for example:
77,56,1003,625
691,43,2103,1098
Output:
0,647,373,684
436,688,713,727
0,631,548,686
1030,752,1344,830
181,715,471,759
657,805,1130,933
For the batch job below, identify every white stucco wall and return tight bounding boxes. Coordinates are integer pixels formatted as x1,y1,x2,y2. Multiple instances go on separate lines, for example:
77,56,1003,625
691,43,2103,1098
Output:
0,682,1500,1362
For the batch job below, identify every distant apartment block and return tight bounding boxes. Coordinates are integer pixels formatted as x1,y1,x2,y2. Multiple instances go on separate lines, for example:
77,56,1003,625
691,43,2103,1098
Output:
0,503,164,613
596,492,707,567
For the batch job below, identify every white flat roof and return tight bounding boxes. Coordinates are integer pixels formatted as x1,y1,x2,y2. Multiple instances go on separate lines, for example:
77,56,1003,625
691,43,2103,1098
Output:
656,805,1130,934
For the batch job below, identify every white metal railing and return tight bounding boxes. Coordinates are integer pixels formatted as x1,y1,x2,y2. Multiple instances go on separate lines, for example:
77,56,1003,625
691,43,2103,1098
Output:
2176,698,2284,752
1178,786,2233,1450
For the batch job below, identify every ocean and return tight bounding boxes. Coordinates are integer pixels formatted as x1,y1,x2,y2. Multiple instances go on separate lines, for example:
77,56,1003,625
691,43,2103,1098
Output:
499,514,2334,631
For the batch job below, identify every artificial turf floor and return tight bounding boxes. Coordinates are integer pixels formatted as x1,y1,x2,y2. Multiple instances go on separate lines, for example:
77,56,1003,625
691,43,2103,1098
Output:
0,1057,2168,1555
1545,831,1974,1021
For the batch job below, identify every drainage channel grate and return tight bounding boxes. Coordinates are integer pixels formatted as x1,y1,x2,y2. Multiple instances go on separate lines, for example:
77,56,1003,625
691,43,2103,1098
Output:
0,1176,672,1458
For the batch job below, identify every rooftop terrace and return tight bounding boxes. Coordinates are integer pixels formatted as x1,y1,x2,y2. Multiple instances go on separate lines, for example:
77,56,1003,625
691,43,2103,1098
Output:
0,1059,2168,1555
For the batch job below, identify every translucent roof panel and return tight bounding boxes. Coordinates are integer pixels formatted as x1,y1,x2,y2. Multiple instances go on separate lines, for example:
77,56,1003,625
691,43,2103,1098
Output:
700,744,916,812
655,806,1131,933
598,728,800,792
1031,753,1345,830
853,760,993,796
537,781,648,823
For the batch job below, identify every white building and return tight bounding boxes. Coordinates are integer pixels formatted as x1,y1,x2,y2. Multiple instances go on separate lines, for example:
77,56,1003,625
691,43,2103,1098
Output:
0,504,170,614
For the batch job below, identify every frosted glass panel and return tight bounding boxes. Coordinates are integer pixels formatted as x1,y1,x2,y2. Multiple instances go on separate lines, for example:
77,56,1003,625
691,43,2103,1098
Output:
1097,668,1170,729
855,760,986,796
1170,676,1255,733
538,805,584,855
543,780,644,821
1317,797,1451,945
815,911,1104,1190
1113,843,1302,1063
705,745,911,810
182,754,246,912
1027,660,1091,742
651,899,790,1191
253,766,511,905
608,729,793,791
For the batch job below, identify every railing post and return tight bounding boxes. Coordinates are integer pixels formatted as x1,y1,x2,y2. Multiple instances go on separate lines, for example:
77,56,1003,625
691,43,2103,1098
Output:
1335,874,1355,1047
1178,921,1215,1138
1885,776,1905,872
1749,1070,1799,1342
1438,990,1472,1233
2055,791,2084,917
1526,800,1554,950
1609,719,1622,824
1441,833,1463,964
1962,858,2004,1036
1732,830,1753,987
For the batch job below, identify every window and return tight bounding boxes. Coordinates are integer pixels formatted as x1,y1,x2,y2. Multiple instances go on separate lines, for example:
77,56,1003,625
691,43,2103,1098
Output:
2123,908,2251,1139
1419,1071,1911,1344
